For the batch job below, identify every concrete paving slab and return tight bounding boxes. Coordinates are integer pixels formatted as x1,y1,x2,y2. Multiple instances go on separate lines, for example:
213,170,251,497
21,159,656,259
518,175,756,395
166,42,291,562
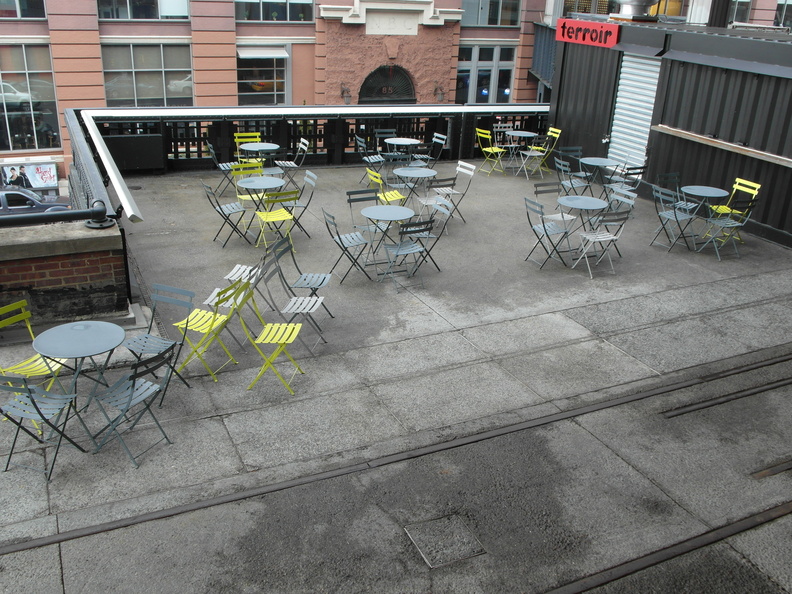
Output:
373,361,547,431
577,387,792,526
461,312,594,357
499,338,660,400
730,514,792,590
223,387,407,469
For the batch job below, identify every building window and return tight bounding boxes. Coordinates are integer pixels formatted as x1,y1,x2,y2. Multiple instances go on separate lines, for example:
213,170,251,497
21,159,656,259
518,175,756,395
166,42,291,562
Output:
97,0,188,19
237,54,287,105
728,0,751,21
777,0,792,26
0,0,45,18
102,45,192,107
455,46,514,104
461,0,519,25
562,0,617,16
235,0,313,22
0,45,59,151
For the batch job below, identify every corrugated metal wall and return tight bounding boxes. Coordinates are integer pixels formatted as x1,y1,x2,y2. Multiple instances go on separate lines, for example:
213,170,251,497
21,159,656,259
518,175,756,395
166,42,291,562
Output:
551,39,792,244
550,43,620,153
660,61,792,157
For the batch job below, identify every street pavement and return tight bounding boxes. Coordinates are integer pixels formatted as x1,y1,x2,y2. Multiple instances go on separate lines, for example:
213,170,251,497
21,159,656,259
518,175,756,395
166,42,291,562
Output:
1,160,792,593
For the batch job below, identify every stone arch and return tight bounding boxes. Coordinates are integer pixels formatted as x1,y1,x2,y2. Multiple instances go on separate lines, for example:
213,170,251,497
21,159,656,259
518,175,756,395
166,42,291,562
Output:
358,65,416,104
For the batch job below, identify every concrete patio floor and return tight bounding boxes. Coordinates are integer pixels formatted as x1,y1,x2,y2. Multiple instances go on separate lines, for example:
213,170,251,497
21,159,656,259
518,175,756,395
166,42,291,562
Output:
2,160,792,592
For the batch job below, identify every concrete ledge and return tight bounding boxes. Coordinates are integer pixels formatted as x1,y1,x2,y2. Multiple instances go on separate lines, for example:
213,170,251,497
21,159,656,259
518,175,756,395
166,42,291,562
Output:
0,221,122,263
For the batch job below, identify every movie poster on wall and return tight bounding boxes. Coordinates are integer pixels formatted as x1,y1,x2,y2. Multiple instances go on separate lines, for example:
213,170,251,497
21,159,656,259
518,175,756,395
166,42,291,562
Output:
1,163,58,189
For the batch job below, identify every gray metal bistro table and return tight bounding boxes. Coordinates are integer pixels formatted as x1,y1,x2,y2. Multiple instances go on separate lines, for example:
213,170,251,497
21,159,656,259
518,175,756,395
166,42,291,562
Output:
239,142,280,165
505,130,537,171
360,204,415,271
580,156,621,194
680,185,730,251
237,175,287,209
33,321,126,396
557,194,608,233
392,166,437,201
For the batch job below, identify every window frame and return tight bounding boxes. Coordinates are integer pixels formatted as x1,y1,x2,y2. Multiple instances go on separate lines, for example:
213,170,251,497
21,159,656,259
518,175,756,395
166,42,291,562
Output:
455,45,516,105
0,0,46,19
0,43,60,152
236,49,289,106
234,0,314,22
97,0,189,20
102,43,193,107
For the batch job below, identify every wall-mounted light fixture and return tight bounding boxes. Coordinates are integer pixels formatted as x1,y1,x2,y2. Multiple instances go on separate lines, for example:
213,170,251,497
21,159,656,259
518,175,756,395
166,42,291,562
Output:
434,82,445,103
341,83,352,105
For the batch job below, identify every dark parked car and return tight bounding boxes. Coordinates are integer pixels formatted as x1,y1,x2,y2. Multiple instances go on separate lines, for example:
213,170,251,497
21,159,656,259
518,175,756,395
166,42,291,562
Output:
0,186,70,216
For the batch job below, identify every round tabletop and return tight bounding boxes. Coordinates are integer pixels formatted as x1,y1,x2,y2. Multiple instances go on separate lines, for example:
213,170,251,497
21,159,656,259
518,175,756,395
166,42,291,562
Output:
557,195,608,211
681,185,729,199
392,167,437,179
384,138,421,147
33,321,126,359
506,130,537,139
240,142,280,152
237,176,286,191
361,205,415,222
580,157,621,168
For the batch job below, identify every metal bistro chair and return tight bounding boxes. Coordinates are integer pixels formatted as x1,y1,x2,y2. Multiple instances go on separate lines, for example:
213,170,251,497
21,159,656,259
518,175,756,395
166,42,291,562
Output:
0,299,66,390
122,283,196,403
274,137,309,190
91,344,176,468
382,219,435,290
355,134,385,183
206,141,238,196
270,236,334,320
0,376,89,480
571,210,631,279
475,128,506,175
696,192,761,260
323,209,372,283
203,181,252,247
421,160,476,224
234,131,261,163
518,127,561,179
555,156,591,196
650,185,699,251
524,196,573,269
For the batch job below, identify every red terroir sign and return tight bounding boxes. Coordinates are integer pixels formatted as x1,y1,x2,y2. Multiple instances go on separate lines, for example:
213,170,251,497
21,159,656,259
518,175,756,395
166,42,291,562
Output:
556,18,620,48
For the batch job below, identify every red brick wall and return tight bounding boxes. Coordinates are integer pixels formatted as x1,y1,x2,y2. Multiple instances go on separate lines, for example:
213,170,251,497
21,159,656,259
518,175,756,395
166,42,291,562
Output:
0,229,128,322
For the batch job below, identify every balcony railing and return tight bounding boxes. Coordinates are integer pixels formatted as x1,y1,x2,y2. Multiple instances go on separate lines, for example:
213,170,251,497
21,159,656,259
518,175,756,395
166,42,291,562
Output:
67,104,550,224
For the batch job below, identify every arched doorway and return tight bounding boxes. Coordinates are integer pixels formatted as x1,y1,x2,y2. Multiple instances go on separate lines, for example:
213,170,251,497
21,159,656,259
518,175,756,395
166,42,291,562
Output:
358,65,416,104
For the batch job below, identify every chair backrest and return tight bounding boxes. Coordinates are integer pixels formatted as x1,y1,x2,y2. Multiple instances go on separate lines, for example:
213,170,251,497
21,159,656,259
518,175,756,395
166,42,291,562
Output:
724,195,760,224
457,160,476,177
231,162,263,179
292,137,310,166
130,342,176,385
323,208,340,238
355,135,371,157
596,210,630,235
375,129,397,152
399,219,434,240
545,127,562,154
606,186,637,212
534,181,564,199
149,283,195,338
492,122,514,146
730,178,761,203
206,142,221,167
557,146,583,159
524,196,546,221
300,170,316,205
652,184,677,209
554,157,572,176
366,168,384,191
656,172,681,193
264,189,300,210
234,132,260,145
475,128,494,149
0,299,36,341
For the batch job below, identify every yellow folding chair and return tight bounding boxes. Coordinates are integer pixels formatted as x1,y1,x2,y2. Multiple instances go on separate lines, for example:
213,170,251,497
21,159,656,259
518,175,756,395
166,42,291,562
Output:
475,128,507,175
175,280,250,382
707,178,760,244
238,314,304,392
252,190,297,249
234,131,261,163
0,300,65,390
519,127,562,179
230,162,265,208
366,168,407,205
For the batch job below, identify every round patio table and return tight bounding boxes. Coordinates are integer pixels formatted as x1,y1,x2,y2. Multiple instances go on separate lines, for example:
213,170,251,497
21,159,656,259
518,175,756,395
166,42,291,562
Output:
33,321,126,394
557,194,608,232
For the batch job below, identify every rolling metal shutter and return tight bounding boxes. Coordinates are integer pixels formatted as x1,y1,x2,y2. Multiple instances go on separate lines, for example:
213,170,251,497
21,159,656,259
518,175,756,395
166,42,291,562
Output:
607,54,661,166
